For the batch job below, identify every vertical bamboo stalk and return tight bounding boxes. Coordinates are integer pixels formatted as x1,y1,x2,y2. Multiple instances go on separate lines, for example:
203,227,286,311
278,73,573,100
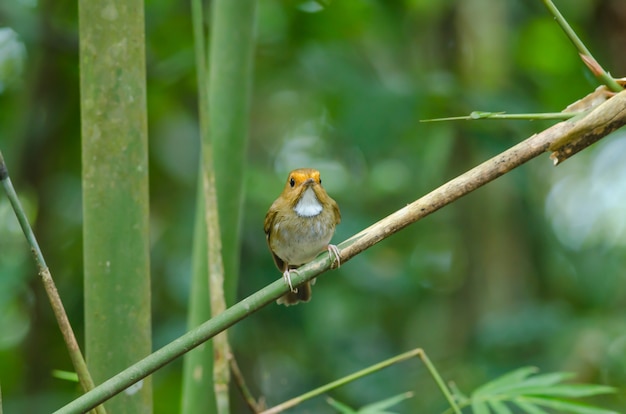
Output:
181,0,217,410
79,0,152,412
207,1,256,411
182,0,257,411
209,0,257,304
181,179,216,412
457,0,507,91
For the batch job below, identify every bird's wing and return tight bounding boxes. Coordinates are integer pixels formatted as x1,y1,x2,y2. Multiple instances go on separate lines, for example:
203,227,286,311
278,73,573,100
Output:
264,204,286,271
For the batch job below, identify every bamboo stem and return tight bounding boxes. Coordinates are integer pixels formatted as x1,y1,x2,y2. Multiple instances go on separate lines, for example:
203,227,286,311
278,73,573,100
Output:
0,151,106,414
261,348,461,414
180,0,216,411
78,0,153,410
540,0,622,92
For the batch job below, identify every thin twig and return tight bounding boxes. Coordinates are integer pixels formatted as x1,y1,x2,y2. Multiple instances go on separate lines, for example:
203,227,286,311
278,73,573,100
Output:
0,151,106,414
417,351,461,414
421,111,578,122
230,356,264,413
541,0,622,92
52,90,626,414
261,348,460,414
260,350,422,414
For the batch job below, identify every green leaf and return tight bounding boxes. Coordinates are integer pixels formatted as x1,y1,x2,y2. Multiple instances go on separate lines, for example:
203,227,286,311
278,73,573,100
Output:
512,400,550,414
505,371,574,389
468,368,615,414
523,397,619,414
488,399,513,414
327,397,358,413
473,367,538,397
51,370,79,383
471,399,490,414
359,391,414,413
506,384,615,399
326,392,414,414
449,381,469,404
475,371,574,398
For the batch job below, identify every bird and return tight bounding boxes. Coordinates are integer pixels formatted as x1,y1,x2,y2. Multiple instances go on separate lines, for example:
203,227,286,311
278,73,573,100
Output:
264,168,341,305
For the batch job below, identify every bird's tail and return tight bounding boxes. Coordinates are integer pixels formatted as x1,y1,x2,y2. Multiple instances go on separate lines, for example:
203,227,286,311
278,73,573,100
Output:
277,281,312,306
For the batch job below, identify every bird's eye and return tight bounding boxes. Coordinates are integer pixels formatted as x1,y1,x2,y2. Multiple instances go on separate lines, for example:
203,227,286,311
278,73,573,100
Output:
319,178,322,185
289,178,295,187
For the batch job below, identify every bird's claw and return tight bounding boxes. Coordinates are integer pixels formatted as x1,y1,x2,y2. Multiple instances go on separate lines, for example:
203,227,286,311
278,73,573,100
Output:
283,269,298,293
328,244,341,269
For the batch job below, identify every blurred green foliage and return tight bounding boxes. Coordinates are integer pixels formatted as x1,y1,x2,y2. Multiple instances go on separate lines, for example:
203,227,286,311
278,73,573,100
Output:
1,0,625,412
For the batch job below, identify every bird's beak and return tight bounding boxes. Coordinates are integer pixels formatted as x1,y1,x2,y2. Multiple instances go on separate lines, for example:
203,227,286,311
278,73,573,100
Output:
303,178,315,186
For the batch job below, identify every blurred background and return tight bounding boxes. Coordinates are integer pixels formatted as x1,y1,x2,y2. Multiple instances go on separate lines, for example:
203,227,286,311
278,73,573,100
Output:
1,0,626,412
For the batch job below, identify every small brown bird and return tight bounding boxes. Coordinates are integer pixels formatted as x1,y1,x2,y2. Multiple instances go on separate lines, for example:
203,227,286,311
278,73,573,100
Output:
264,168,341,305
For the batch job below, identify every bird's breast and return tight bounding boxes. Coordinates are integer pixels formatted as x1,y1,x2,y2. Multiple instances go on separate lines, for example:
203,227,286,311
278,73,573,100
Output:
269,211,335,266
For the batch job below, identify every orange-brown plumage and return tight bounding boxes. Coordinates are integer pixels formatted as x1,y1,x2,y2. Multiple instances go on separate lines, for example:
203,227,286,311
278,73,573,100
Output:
264,168,341,305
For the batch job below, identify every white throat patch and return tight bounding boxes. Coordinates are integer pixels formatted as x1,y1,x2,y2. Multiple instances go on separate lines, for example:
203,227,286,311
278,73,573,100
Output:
294,187,323,217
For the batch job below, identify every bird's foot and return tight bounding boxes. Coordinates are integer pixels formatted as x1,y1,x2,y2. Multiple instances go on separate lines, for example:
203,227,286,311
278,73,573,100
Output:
283,269,298,293
328,244,341,269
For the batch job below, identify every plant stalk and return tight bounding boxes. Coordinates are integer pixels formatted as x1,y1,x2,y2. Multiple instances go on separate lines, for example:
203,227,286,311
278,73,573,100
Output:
541,0,622,92
0,151,106,414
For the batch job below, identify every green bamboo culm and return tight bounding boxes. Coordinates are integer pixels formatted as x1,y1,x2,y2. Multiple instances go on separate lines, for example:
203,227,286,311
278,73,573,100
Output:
181,0,256,411
180,0,218,410
181,179,216,412
79,0,152,413
209,0,257,305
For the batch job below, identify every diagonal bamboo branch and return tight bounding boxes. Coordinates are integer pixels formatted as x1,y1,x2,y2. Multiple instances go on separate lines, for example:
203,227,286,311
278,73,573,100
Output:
549,89,626,163
53,90,626,414
0,151,106,414
260,348,460,414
